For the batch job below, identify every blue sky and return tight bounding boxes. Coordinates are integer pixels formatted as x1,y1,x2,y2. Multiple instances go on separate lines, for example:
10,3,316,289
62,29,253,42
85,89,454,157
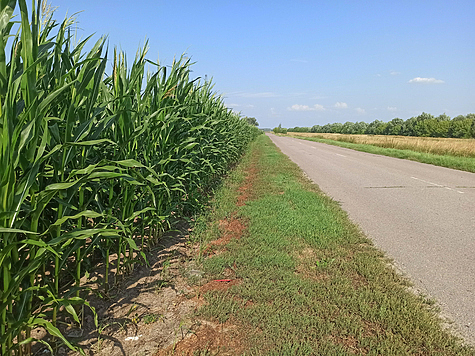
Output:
51,0,474,128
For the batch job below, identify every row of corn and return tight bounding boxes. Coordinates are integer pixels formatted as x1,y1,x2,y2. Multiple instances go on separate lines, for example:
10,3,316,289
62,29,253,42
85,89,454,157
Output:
0,1,261,354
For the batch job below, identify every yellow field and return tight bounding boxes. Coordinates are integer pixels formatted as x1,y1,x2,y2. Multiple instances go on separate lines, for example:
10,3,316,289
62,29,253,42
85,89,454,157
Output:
288,132,475,158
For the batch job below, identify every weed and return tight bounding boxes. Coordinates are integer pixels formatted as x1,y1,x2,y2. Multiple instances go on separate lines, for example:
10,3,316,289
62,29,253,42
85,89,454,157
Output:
142,313,161,324
154,280,170,293
315,258,335,269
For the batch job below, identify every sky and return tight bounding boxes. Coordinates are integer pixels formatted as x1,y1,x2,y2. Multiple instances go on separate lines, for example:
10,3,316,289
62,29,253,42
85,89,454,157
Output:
48,0,475,128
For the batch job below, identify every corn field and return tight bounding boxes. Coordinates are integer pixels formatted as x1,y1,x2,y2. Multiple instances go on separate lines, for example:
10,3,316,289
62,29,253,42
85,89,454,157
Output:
0,1,261,354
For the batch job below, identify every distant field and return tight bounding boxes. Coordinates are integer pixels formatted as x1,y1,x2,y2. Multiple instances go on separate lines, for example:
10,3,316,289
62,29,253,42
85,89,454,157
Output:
288,132,475,158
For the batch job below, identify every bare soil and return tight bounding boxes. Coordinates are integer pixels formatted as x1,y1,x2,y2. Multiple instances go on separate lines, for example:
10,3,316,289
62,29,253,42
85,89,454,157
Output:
46,224,200,356
45,219,245,356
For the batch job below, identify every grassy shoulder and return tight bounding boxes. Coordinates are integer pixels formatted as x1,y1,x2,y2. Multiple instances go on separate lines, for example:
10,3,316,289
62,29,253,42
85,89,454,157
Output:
192,134,474,355
286,133,475,173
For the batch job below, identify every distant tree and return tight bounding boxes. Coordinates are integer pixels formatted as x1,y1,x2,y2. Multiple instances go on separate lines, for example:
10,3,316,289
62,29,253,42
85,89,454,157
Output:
452,115,466,121
401,113,434,136
288,126,310,132
416,119,449,137
311,125,322,133
244,116,259,126
341,121,356,134
273,124,287,134
449,117,473,138
467,114,475,138
384,118,404,135
328,122,343,133
418,112,435,121
354,121,368,134
436,113,451,122
365,120,386,135
401,116,416,136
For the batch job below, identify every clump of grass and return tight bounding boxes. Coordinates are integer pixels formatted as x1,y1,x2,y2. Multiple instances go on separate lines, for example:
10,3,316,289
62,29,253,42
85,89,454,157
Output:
195,135,474,355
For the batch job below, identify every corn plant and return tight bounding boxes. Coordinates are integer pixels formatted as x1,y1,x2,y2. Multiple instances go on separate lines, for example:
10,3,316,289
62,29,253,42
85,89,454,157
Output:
0,1,261,355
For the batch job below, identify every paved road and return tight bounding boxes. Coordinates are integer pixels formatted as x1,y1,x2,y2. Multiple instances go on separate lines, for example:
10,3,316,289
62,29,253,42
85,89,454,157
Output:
267,133,475,344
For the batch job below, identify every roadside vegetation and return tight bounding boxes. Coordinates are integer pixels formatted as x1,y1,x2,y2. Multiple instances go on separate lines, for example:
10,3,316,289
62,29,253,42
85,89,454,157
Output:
285,133,475,173
191,134,474,355
287,133,475,157
0,1,260,355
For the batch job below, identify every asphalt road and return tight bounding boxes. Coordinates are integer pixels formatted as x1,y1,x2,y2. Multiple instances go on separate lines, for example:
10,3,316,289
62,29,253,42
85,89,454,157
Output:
267,133,475,344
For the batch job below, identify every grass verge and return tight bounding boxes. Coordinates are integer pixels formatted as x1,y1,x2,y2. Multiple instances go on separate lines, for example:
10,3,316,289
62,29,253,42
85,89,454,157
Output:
192,134,474,355
286,133,475,173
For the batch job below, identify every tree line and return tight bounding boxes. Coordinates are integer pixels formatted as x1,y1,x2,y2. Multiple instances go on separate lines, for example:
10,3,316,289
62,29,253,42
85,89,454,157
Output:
284,113,475,138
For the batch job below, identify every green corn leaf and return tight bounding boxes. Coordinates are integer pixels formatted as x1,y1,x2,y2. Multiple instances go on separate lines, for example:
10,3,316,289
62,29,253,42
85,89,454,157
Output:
0,227,39,234
114,159,147,168
28,318,81,353
51,210,103,227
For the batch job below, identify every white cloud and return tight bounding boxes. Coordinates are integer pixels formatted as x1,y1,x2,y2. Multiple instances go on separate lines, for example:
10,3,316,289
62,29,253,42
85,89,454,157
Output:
390,71,400,76
355,107,366,114
387,106,397,111
288,104,312,111
334,102,348,108
227,103,240,108
288,104,325,111
408,77,444,84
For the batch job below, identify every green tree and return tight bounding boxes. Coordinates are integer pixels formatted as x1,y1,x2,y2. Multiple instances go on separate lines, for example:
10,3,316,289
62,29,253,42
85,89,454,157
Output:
328,122,343,133
341,121,356,134
288,126,310,132
311,125,322,133
436,113,451,122
354,121,369,134
273,123,287,134
467,114,475,138
365,120,386,135
244,116,259,126
384,118,404,135
449,117,473,138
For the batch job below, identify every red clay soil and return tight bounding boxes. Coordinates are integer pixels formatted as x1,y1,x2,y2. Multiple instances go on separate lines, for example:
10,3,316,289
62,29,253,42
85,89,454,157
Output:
158,159,260,355
202,215,246,256
156,319,244,356
237,164,258,207
203,160,257,255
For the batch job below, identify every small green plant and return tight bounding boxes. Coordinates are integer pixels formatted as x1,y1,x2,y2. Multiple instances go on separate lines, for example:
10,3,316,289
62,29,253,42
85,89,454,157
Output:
126,304,138,317
142,313,160,324
154,280,170,293
315,258,335,268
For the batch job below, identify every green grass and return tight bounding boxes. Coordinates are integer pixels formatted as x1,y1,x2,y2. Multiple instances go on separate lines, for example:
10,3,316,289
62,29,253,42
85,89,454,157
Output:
194,135,474,355
288,135,475,172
